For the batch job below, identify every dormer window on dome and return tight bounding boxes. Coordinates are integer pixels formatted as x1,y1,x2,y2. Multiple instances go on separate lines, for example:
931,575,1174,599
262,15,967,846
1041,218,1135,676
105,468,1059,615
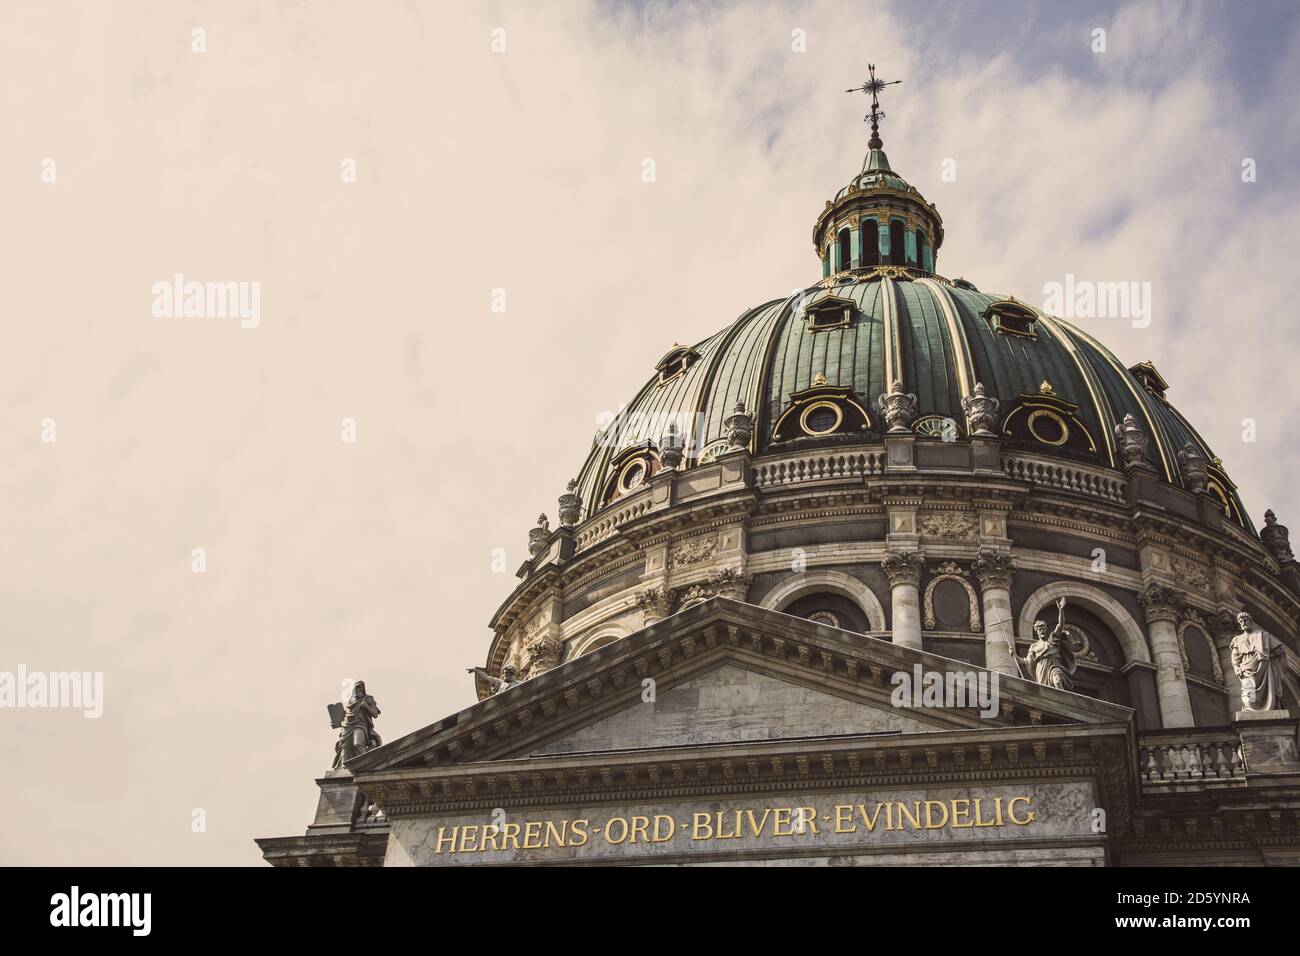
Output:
655,344,700,385
1001,382,1097,457
803,295,855,332
771,374,873,447
982,299,1039,339
1129,361,1170,401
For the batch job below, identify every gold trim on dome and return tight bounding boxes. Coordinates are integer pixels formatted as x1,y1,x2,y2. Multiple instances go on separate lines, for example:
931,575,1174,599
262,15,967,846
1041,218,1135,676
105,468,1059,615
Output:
800,400,843,436
1027,408,1070,447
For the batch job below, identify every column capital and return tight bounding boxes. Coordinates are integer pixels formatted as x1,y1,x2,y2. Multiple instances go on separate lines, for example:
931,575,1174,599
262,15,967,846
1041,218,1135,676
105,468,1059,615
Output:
971,549,1015,590
635,587,671,624
1137,583,1185,624
881,550,925,588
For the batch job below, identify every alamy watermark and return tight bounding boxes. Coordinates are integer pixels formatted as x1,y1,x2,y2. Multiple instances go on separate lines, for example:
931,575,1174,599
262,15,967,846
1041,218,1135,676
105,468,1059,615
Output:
890,664,1000,719
151,273,261,329
1042,274,1151,329
0,665,103,718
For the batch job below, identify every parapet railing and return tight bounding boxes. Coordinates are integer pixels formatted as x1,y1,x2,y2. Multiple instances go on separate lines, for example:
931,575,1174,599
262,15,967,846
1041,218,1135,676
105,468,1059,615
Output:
1137,730,1245,789
1002,454,1127,505
753,448,886,488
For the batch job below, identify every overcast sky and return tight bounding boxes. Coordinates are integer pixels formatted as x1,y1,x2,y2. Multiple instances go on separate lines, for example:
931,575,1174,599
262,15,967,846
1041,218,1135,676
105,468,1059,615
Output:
2,0,1298,864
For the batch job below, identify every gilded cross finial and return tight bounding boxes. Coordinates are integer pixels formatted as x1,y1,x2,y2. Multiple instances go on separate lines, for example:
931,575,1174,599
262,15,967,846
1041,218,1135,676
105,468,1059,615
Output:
845,63,901,150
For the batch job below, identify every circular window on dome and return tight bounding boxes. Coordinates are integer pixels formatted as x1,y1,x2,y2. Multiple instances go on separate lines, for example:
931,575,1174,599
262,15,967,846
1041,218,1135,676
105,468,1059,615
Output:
800,401,843,436
1026,408,1069,446
618,460,647,493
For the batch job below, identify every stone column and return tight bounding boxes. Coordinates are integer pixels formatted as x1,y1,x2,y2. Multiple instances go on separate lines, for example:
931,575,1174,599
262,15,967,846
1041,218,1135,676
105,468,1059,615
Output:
972,551,1018,677
882,551,925,649
1138,584,1196,729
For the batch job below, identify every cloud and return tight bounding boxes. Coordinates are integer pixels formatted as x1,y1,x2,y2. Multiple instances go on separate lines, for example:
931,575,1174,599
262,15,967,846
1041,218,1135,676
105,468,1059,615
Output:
0,0,1296,863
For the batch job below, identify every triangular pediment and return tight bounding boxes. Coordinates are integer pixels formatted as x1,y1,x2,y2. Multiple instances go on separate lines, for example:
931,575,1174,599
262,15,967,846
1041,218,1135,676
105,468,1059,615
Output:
531,661,954,757
348,599,1133,776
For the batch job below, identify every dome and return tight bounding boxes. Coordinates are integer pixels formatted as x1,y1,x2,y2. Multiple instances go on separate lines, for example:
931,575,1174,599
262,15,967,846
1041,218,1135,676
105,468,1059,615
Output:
571,204,1249,534
485,76,1293,733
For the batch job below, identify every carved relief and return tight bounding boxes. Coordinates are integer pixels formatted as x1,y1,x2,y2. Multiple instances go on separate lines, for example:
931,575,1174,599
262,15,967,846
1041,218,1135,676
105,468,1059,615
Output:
671,536,718,568
673,568,751,611
919,512,978,540
1169,555,1211,594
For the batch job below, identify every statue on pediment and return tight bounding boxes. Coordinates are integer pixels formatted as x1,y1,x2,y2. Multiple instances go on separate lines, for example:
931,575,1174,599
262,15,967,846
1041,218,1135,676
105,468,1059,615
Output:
330,680,381,770
1018,598,1083,691
467,664,520,695
1231,612,1287,712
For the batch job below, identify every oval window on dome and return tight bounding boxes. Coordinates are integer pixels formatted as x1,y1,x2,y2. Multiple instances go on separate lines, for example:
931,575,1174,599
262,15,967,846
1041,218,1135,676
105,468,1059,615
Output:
618,460,646,493
800,401,843,436
1026,409,1069,446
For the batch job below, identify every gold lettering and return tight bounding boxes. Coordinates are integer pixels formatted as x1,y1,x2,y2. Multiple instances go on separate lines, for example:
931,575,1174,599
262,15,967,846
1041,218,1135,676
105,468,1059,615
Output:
895,801,922,830
1007,796,1035,825
651,815,675,842
923,800,949,829
501,822,521,849
691,812,713,841
458,825,479,853
950,800,973,829
745,808,772,836
714,811,741,840
993,797,1005,827
522,821,544,849
773,807,793,836
796,806,819,835
605,817,629,845
857,803,886,832
569,819,589,847
434,826,458,854
629,816,651,844
971,798,996,828
544,820,566,849
481,824,501,851
834,805,855,833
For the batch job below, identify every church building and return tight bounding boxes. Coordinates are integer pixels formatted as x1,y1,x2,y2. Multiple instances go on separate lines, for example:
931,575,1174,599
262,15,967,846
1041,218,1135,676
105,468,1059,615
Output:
257,71,1300,867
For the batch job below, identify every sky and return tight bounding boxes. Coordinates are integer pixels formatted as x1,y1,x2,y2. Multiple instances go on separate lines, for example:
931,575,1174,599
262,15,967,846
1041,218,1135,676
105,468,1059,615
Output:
1,0,1298,865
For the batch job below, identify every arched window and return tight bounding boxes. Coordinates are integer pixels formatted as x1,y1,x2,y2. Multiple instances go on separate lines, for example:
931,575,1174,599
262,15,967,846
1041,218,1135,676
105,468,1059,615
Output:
1180,622,1230,726
913,229,925,268
861,219,879,266
888,220,905,266
836,228,851,273
783,593,871,633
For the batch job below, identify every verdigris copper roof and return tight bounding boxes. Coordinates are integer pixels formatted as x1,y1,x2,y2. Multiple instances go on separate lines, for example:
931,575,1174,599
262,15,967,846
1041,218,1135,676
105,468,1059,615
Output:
571,271,1247,529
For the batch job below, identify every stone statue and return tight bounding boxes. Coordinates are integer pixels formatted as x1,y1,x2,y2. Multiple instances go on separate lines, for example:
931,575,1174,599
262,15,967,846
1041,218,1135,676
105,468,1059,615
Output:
330,680,381,770
1261,510,1295,563
1177,442,1208,494
961,381,1000,436
660,422,684,470
1113,414,1149,468
878,380,919,433
724,401,753,450
557,479,581,527
528,514,550,557
1231,612,1288,712
1017,598,1083,691
466,664,520,695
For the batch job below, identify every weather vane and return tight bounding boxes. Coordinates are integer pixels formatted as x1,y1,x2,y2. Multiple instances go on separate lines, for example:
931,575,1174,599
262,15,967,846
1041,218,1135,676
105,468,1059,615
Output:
845,63,901,149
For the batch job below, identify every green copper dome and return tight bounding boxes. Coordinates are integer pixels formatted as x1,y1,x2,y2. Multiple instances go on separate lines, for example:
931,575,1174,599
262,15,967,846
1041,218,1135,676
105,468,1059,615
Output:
568,122,1248,534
